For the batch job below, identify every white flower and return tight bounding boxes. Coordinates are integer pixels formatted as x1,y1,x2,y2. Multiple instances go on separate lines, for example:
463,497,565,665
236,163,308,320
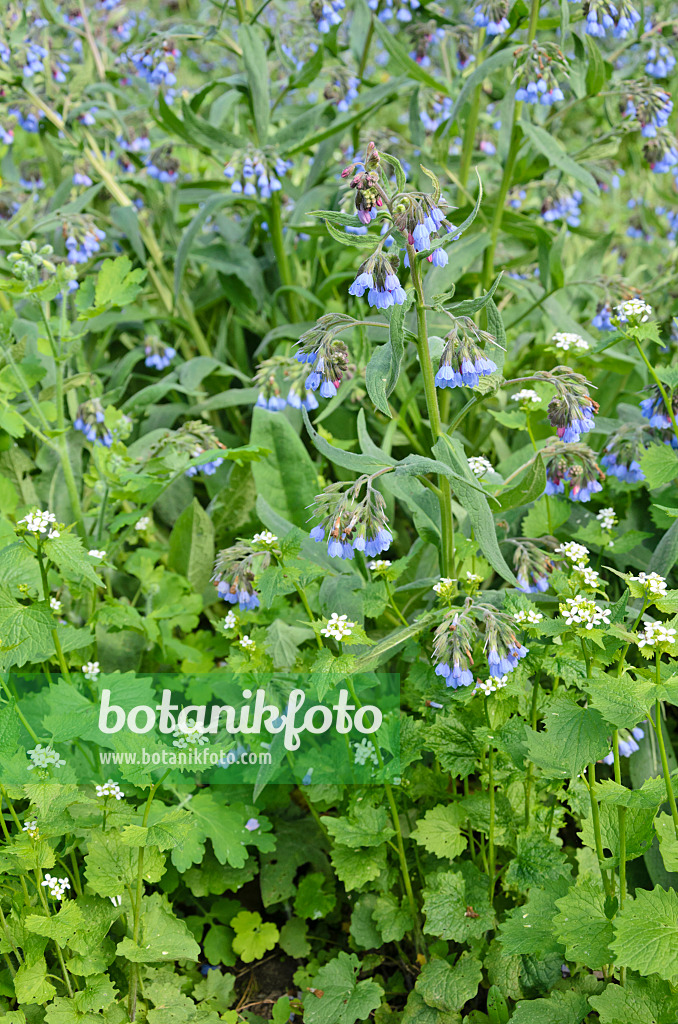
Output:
22,820,39,839
552,331,589,352
110,895,123,907
96,779,124,800
468,455,493,477
88,549,106,560
560,595,611,630
18,510,57,534
475,675,508,696
466,572,483,584
321,613,356,640
353,738,379,766
555,541,590,565
630,572,667,598
27,744,66,771
514,609,543,625
574,563,601,588
239,635,256,650
41,873,70,900
597,507,617,531
224,610,237,630
512,389,542,406
47,529,60,539
615,297,652,324
49,597,62,612
433,577,455,595
368,560,391,571
135,516,151,531
173,722,209,748
82,661,100,681
637,621,677,648
252,531,277,546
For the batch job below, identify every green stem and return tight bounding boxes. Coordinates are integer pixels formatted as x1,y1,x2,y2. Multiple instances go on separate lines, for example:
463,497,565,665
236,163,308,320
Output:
269,192,300,322
524,675,540,826
632,336,678,442
612,731,626,914
587,762,613,898
409,248,454,577
36,873,74,997
36,544,72,683
485,699,496,902
458,80,483,195
654,653,678,838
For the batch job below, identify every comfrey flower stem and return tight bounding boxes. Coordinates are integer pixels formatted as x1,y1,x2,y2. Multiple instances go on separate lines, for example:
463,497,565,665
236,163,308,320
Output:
525,414,553,532
632,336,678,442
481,0,542,292
484,698,497,902
345,677,424,954
654,652,678,837
269,192,301,322
409,248,455,577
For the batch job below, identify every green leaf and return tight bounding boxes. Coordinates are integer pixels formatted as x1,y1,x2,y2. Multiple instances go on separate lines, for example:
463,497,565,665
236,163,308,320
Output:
507,989,590,1024
279,917,311,958
330,844,386,891
415,954,482,1013
498,880,569,956
365,295,413,416
640,444,678,488
25,902,84,946
611,885,678,982
167,498,215,593
323,218,378,248
239,24,270,141
303,952,383,1024
496,455,546,512
251,407,319,528
302,406,391,474
92,256,145,311
371,18,447,93
580,670,654,729
120,808,194,851
371,894,414,943
553,880,614,968
0,591,61,669
655,812,678,872
174,193,234,305
525,693,611,779
410,804,467,860
522,496,570,537
589,973,678,1024
43,533,103,587
422,864,494,942
322,805,395,848
189,792,257,868
294,872,336,920
521,122,598,195
84,830,165,897
116,893,200,963
230,910,279,963
14,960,56,1006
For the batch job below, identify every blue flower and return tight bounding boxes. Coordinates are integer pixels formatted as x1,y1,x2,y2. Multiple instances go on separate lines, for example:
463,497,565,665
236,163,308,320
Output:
646,42,676,79
217,580,260,610
73,399,112,447
435,318,497,390
592,303,614,330
144,342,176,371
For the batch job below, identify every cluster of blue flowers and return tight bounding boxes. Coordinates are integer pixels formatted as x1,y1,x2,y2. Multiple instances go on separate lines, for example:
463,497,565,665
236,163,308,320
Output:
22,41,48,78
185,456,224,478
583,0,640,37
224,155,291,198
311,0,345,33
601,447,644,482
216,580,260,610
123,45,180,89
542,190,583,228
65,225,106,264
434,318,498,391
516,76,564,104
74,400,112,447
592,303,614,330
640,390,674,430
144,341,176,371
646,41,676,79
311,523,393,560
472,0,510,35
487,641,528,678
626,87,673,138
602,726,645,765
369,0,420,21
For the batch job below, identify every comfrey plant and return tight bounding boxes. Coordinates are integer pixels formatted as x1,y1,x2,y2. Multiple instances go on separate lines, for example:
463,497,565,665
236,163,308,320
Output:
308,472,392,559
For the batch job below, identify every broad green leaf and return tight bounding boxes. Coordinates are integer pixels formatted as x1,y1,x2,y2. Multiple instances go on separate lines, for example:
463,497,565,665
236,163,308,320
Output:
422,864,494,942
507,988,590,1024
589,973,678,1024
521,122,598,195
611,885,678,982
640,444,678,488
371,894,414,943
14,959,56,1006
43,533,103,587
167,498,215,593
251,407,319,527
25,902,84,946
498,880,569,956
92,256,145,311
553,879,614,968
415,954,482,1013
525,693,610,779
303,952,383,1024
116,893,200,963
238,24,270,142
496,455,546,512
120,808,194,851
410,804,467,860
230,910,279,963
322,805,395,848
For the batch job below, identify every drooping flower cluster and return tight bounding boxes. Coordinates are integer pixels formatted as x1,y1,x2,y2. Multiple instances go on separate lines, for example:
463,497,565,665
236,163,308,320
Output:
472,0,510,35
295,316,352,400
624,82,672,138
483,610,529,678
146,148,180,184
640,385,678,434
602,725,645,764
122,42,180,90
601,424,648,481
432,610,476,687
643,130,678,173
96,779,125,800
369,0,421,21
321,613,356,640
224,151,292,198
541,189,583,228
514,42,568,105
544,443,604,502
42,874,71,900
512,541,555,593
308,474,392,560
646,41,676,79
434,316,498,390
64,221,106,264
74,399,112,447
212,539,273,611
152,421,227,477
311,0,345,33
27,744,66,771
18,509,59,536
560,595,611,629
144,337,176,371
592,303,614,331
544,368,599,443
582,0,640,37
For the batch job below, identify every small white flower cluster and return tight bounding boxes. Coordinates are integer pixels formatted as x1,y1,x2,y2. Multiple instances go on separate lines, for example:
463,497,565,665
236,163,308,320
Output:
468,455,493,477
18,510,60,538
637,622,677,648
27,744,66,771
560,595,611,630
42,874,70,900
514,609,543,625
135,516,151,531
512,389,542,406
96,779,124,800
631,572,668,598
239,635,256,650
465,571,483,584
368,560,391,571
552,332,589,352
82,661,100,681
88,549,106,560
321,613,356,640
475,676,508,696
22,820,39,839
596,507,617,531
224,610,237,629
50,596,62,612
433,577,455,596
574,564,601,589
173,723,209,748
555,541,590,564
615,297,652,323
353,738,379,766
252,531,277,546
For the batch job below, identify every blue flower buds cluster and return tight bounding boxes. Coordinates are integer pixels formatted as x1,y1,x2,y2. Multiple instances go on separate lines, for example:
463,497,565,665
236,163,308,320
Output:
212,541,269,611
484,613,529,678
434,317,498,390
65,223,106,264
544,446,604,502
546,369,599,443
310,0,345,33
224,152,291,198
625,83,673,138
146,148,180,184
144,338,176,371
542,189,583,227
603,726,645,764
514,42,568,105
349,254,407,309
583,0,640,37
74,399,112,447
369,0,420,22
601,426,648,482
123,43,180,89
646,42,676,79
432,612,476,687
473,0,510,35
253,355,321,412
513,541,554,594
308,475,393,560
